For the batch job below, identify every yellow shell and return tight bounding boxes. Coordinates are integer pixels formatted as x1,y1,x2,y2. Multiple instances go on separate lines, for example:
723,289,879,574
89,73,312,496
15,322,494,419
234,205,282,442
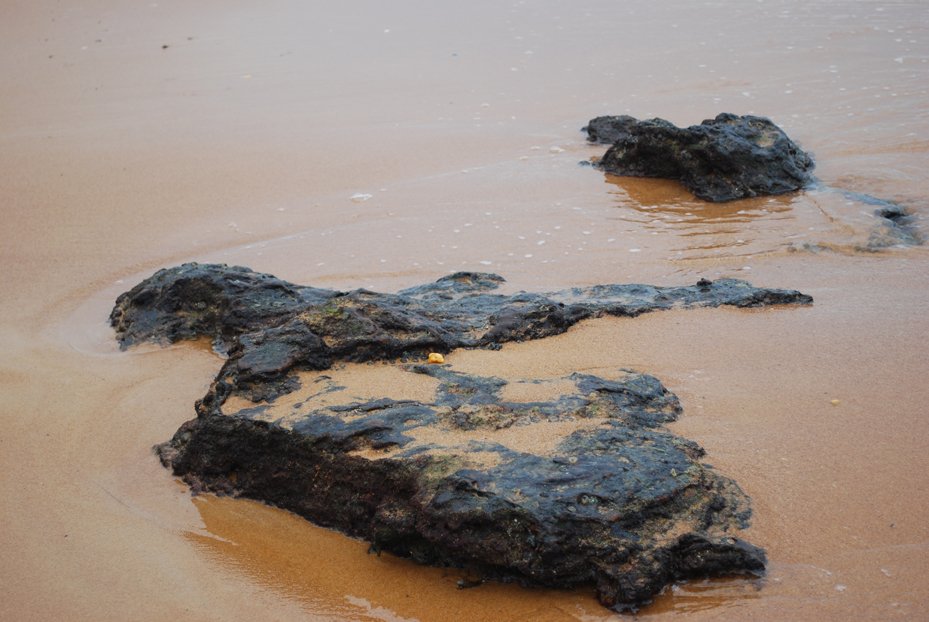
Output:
427,353,445,364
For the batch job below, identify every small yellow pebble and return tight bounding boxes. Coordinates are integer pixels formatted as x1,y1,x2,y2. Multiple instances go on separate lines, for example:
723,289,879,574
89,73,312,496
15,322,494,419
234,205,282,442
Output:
427,353,445,364
830,399,841,406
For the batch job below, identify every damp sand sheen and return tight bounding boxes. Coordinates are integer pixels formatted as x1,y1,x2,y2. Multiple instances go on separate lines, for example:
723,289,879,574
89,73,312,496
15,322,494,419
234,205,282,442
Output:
2,1,929,620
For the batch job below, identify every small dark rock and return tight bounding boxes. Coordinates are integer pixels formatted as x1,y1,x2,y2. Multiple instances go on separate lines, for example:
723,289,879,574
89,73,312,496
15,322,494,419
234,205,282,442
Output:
785,189,922,253
867,203,923,249
587,113,815,202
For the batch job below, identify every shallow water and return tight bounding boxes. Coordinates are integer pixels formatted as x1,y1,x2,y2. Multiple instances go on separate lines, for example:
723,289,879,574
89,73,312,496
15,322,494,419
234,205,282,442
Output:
2,0,928,620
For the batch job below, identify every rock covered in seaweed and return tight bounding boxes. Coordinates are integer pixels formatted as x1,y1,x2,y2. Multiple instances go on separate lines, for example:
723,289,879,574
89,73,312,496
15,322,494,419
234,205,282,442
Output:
112,264,812,609
585,113,815,202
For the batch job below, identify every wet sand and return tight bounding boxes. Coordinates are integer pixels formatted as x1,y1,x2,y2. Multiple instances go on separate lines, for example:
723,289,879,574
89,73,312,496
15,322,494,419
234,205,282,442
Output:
2,1,928,620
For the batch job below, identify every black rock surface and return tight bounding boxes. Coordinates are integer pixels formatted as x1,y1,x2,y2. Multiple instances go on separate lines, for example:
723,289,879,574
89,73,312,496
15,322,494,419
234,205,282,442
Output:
113,263,813,609
586,113,815,202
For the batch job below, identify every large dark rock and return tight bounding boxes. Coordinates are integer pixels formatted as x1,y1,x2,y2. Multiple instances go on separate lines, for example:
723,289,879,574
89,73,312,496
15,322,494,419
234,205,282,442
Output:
160,365,765,610
586,113,815,202
113,263,813,610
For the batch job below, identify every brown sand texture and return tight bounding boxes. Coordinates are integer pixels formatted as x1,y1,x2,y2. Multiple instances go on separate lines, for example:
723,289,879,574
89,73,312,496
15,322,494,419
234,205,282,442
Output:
2,1,928,620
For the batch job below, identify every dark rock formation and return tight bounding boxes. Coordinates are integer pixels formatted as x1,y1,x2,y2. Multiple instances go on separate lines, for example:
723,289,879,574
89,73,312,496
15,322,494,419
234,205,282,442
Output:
585,113,815,202
113,263,812,400
113,263,813,610
160,364,765,610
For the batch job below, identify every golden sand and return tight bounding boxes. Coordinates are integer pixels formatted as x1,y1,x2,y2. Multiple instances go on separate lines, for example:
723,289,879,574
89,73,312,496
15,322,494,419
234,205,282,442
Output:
2,1,928,620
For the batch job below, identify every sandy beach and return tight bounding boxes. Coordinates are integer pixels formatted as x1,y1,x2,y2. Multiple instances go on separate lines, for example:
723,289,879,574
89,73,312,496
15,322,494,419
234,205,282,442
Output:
2,1,928,619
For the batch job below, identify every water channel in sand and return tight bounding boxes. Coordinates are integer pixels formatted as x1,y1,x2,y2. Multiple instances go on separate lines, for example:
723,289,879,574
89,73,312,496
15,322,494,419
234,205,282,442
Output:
2,1,928,620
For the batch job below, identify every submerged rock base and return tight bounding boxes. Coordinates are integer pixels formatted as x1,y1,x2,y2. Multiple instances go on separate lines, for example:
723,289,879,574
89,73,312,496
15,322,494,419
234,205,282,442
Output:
867,203,923,249
113,264,813,610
